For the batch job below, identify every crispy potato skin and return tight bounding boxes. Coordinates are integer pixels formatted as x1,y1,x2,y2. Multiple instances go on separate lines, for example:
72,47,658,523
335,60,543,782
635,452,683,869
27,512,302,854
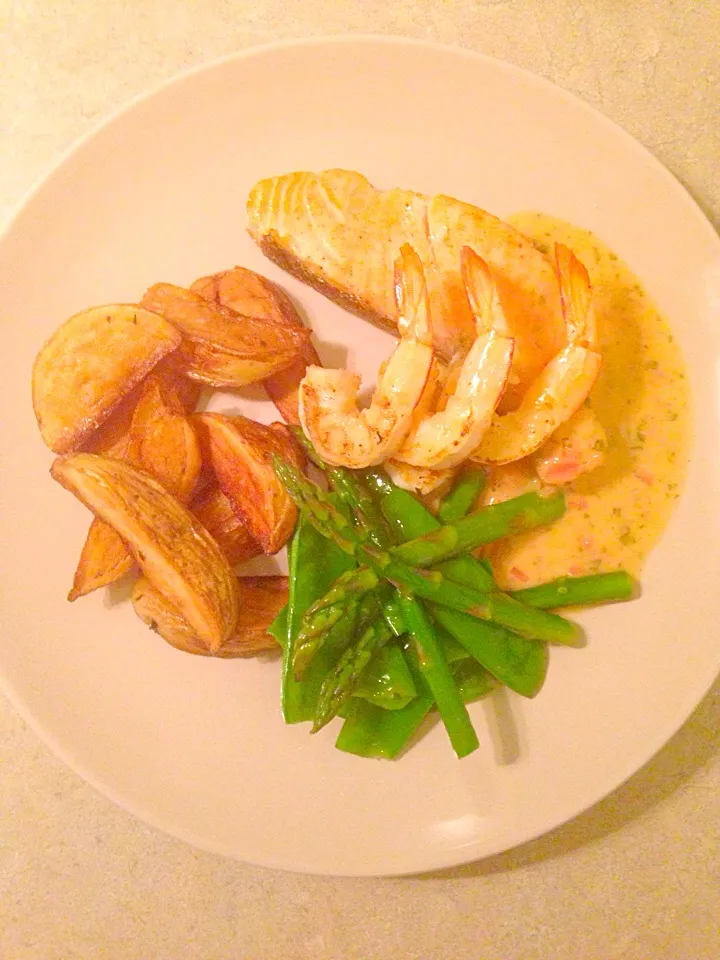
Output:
132,575,287,657
193,413,303,555
141,282,309,387
190,484,261,566
32,304,181,453
70,369,202,600
190,266,316,416
52,454,239,650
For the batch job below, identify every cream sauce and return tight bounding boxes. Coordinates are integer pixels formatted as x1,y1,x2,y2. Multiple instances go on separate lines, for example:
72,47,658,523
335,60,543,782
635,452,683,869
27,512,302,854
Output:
484,213,691,589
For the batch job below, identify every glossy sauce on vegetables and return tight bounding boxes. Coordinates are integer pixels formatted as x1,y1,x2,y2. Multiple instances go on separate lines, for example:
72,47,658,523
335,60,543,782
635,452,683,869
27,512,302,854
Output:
485,214,691,589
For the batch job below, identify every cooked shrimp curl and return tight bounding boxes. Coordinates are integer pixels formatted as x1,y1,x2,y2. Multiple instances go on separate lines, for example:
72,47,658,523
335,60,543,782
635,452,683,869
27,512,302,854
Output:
472,243,602,465
391,247,514,471
298,244,434,468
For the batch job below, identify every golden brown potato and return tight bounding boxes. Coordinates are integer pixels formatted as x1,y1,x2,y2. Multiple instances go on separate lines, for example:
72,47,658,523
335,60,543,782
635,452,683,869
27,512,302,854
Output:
52,454,239,650
126,373,202,503
68,518,134,601
141,283,308,387
32,305,181,453
190,265,305,331
180,339,288,388
194,413,302,555
82,352,201,457
190,484,261,566
70,369,203,600
132,575,286,657
190,266,316,422
264,339,321,425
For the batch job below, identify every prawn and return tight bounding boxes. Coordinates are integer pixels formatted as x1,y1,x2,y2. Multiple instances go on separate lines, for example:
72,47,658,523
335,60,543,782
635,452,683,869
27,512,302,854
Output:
471,243,602,465
390,247,514,471
298,244,434,468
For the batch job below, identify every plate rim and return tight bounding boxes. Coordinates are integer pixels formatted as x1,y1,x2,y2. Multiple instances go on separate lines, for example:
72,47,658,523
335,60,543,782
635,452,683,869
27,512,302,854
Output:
2,33,719,877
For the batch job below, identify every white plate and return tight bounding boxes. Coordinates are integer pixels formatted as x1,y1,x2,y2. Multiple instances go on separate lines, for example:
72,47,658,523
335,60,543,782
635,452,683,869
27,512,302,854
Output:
1,36,719,877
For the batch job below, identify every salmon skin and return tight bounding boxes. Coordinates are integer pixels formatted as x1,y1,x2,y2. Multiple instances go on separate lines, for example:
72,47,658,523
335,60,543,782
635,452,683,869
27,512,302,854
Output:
246,169,565,407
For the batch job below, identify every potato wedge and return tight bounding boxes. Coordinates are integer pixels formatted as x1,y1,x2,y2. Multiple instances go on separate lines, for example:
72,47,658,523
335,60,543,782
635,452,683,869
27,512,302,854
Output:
52,454,239,650
194,413,302,554
70,370,203,600
190,265,306,331
132,575,286,658
189,266,318,423
126,373,202,503
32,305,181,453
83,352,200,457
181,339,288,388
141,283,308,386
191,484,261,566
68,519,134,601
264,339,321,425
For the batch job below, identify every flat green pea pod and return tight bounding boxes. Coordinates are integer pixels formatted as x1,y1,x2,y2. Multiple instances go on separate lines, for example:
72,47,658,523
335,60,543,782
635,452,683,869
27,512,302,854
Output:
283,517,357,723
335,692,434,760
452,657,496,702
337,645,494,760
354,643,417,710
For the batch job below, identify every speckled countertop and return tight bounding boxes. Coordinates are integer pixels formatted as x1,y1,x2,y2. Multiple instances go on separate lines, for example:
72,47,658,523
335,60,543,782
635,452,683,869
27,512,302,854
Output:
1,3,719,958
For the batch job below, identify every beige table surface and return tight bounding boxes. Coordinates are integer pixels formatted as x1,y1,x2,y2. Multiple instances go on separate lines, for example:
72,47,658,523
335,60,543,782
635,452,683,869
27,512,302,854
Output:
1,2,719,958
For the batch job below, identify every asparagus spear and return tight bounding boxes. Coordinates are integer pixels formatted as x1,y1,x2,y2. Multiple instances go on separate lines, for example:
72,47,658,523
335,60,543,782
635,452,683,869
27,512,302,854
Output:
275,457,566,567
438,467,487,524
510,571,636,608
397,591,479,758
292,566,378,679
291,427,394,547
274,459,578,643
313,589,394,732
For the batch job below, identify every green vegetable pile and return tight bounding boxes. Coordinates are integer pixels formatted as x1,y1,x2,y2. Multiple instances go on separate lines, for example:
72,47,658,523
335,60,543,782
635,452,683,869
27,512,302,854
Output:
269,434,635,760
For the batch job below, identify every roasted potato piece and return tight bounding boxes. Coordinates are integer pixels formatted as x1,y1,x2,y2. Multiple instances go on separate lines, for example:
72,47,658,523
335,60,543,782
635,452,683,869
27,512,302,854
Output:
132,575,286,657
32,305,181,453
194,413,302,554
52,454,239,650
126,373,202,503
264,340,321,425
190,266,315,421
181,339,287,389
141,283,308,387
190,484,261,566
68,519,134,601
70,370,203,600
83,353,201,457
190,265,305,331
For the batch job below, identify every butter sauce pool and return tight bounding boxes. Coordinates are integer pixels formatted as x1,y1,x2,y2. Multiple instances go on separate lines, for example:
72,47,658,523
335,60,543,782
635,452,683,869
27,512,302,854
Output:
486,214,691,589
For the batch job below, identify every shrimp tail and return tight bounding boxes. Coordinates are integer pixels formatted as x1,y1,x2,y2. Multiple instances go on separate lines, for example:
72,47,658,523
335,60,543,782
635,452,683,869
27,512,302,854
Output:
555,243,596,348
395,243,432,343
460,246,509,337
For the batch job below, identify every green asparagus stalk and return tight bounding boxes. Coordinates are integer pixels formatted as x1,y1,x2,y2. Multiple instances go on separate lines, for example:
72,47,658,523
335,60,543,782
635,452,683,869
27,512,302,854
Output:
275,457,566,568
292,566,378,678
376,551,577,644
510,571,636,608
313,588,394,732
291,427,394,547
438,467,487,524
391,489,566,566
397,590,479,758
275,458,579,645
